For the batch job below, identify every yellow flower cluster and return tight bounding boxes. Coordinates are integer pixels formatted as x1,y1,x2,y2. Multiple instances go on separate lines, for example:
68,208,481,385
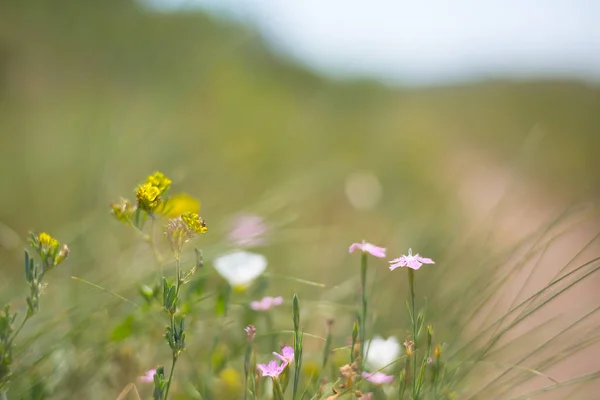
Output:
29,232,70,269
164,213,208,258
38,232,58,249
181,212,208,234
136,172,172,213
146,171,172,193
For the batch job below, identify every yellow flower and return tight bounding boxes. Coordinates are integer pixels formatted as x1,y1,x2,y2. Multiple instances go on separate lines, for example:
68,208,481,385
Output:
181,212,207,234
136,182,162,212
29,232,69,268
145,171,171,193
38,232,58,248
156,193,200,217
164,213,206,257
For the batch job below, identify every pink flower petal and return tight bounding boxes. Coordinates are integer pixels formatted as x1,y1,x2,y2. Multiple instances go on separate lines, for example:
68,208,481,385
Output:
406,259,423,270
364,243,386,258
389,249,435,271
272,296,283,306
349,241,386,258
274,345,295,365
139,369,157,383
349,243,364,253
362,371,394,385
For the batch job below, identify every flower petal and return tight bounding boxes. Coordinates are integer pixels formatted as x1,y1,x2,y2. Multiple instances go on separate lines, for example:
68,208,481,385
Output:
348,243,364,253
406,259,423,270
364,243,386,258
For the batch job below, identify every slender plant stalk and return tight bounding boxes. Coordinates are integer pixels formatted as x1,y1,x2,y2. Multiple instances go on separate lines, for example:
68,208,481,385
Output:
408,268,418,399
5,315,29,350
163,257,181,399
292,294,303,400
360,253,368,372
164,356,178,399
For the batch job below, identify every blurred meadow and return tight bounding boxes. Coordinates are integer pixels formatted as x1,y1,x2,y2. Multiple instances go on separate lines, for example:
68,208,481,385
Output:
1,1,600,399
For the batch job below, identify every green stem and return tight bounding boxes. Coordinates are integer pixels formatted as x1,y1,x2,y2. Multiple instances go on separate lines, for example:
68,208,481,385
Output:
360,252,368,372
163,355,178,399
164,258,181,399
408,269,417,399
6,314,29,349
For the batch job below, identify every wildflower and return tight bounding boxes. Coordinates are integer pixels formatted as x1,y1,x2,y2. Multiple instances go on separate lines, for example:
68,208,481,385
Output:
135,172,172,213
250,296,283,311
181,212,207,234
257,360,286,379
156,193,200,217
403,340,414,356
244,325,256,342
37,232,58,249
29,232,69,268
389,248,434,271
54,244,70,265
145,171,172,193
164,214,207,257
362,371,394,385
273,345,294,366
349,241,386,258
339,360,360,387
364,336,400,372
213,251,267,288
136,182,162,212
110,198,136,223
139,369,157,383
434,344,442,358
227,213,268,248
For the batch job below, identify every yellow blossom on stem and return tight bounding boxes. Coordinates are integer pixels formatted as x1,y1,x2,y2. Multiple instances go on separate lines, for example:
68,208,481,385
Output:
29,232,69,269
38,232,58,249
145,171,172,193
181,212,207,234
164,214,207,258
136,182,162,212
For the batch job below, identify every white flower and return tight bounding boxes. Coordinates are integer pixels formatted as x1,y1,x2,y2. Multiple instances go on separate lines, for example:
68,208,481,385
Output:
364,335,400,372
213,251,267,287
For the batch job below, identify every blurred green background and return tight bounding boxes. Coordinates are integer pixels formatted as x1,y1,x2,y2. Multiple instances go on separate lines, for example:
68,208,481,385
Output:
1,1,599,399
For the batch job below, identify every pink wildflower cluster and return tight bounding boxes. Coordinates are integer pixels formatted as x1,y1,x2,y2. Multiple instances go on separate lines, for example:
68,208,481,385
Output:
250,296,283,311
350,240,435,271
257,345,294,379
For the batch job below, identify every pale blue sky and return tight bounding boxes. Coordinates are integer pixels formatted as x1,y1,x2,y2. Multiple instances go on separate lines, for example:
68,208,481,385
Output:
144,0,600,85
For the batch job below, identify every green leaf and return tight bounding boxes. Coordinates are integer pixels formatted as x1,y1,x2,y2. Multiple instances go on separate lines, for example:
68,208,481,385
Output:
110,314,136,342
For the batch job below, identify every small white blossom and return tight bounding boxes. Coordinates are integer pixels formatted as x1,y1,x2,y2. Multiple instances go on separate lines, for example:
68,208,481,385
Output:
213,251,267,287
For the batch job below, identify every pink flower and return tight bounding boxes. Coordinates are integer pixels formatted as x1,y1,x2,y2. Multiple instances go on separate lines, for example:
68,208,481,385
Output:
362,371,394,385
389,248,434,271
257,360,286,379
227,213,268,248
250,296,283,311
138,369,157,383
349,240,386,258
244,325,256,341
273,345,294,366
